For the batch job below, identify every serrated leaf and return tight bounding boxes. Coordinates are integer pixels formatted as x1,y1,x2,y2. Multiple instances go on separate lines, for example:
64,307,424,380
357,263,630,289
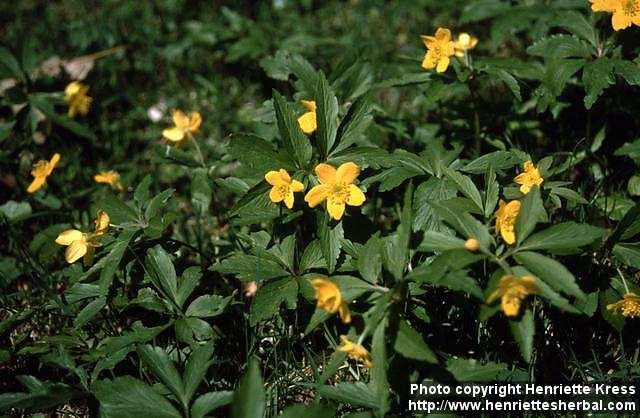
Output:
583,58,614,109
510,308,534,363
514,251,585,299
393,320,437,363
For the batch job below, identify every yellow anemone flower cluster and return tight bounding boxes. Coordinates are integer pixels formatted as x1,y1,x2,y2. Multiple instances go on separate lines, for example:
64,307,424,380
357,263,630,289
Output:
336,335,372,368
590,0,640,30
27,153,61,193
266,162,365,221
514,161,544,195
487,275,537,317
311,278,351,324
65,81,92,118
162,110,202,143
420,28,478,73
94,170,124,191
607,292,640,318
55,210,110,265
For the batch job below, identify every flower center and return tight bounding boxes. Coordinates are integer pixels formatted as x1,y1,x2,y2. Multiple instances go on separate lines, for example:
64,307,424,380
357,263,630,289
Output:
329,183,350,204
32,161,49,177
623,0,639,15
276,184,289,198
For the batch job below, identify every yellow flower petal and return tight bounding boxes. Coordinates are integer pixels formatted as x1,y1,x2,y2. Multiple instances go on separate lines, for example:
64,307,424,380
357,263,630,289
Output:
27,176,46,193
65,240,88,264
315,164,337,184
327,199,346,220
188,111,202,132
297,111,317,134
300,100,316,112
305,184,329,207
436,56,450,73
283,191,295,209
269,186,285,203
435,27,451,41
346,184,366,206
290,180,304,193
336,162,361,184
265,170,286,186
163,127,185,142
172,110,189,129
55,229,84,245
338,302,351,324
94,210,110,234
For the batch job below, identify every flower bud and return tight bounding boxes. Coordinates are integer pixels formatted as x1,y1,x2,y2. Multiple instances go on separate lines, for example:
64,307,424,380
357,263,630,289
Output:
465,238,480,252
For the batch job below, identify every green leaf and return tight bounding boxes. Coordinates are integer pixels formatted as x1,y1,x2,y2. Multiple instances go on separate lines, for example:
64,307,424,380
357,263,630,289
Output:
100,195,140,225
419,231,466,252
191,391,234,418
315,71,339,156
318,215,344,274
444,168,483,213
145,246,179,305
280,404,337,418
527,35,593,59
583,58,614,109
74,297,106,328
615,60,640,86
231,358,264,418
191,168,212,216
334,93,373,153
227,134,295,173
250,277,298,325
0,200,32,221
183,344,214,404
186,294,231,318
0,121,15,142
211,253,288,282
273,90,312,168
136,345,185,403
514,251,585,299
552,11,598,47
613,243,640,268
446,358,508,382
372,72,431,89
383,184,413,280
369,318,389,416
0,47,25,81
413,177,457,232
357,234,382,284
515,186,546,245
510,308,534,364
317,382,379,409
519,222,603,252
393,320,437,363
93,376,182,418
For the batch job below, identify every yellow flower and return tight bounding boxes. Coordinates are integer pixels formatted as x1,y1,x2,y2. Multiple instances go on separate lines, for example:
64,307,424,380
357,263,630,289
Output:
607,292,640,318
27,153,60,193
514,161,543,195
162,110,202,143
65,81,92,118
304,162,366,220
453,33,478,57
55,210,110,265
297,100,317,134
495,199,521,245
591,0,640,30
94,170,124,191
265,169,304,209
336,335,372,368
420,27,456,73
486,275,537,317
311,278,351,324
